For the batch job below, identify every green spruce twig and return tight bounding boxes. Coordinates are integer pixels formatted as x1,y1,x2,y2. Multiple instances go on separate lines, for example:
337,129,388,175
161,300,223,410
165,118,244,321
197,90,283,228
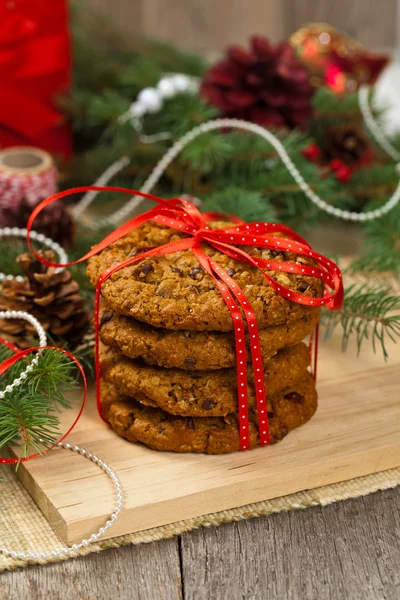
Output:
0,346,79,466
351,204,400,276
321,283,400,360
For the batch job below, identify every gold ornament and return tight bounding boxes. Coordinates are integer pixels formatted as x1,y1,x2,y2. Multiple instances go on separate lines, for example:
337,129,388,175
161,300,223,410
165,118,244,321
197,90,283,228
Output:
289,23,389,93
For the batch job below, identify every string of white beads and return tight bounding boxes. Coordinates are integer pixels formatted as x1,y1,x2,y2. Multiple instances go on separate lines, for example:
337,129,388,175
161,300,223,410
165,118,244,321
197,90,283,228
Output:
107,118,400,225
70,83,400,226
0,310,47,399
0,442,123,561
126,74,199,120
358,85,400,162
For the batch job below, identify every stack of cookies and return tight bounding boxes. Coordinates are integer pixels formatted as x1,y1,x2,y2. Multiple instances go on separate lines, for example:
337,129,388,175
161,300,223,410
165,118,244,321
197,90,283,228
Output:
87,221,322,454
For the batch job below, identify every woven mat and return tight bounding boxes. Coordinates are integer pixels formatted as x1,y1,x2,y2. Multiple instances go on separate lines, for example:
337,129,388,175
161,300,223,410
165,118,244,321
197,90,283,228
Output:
1,466,399,573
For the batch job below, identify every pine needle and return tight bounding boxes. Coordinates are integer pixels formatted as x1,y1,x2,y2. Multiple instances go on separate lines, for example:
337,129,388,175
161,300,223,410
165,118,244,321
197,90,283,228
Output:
203,187,277,223
0,348,80,463
352,204,400,276
321,283,400,360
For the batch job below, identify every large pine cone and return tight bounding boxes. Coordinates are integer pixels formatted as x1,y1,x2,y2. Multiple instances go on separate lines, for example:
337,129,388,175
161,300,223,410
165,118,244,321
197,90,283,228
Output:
0,196,74,248
201,36,315,129
0,251,90,349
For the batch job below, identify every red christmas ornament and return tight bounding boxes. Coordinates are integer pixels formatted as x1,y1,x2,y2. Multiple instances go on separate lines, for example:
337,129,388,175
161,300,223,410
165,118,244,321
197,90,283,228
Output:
0,1,72,158
201,36,315,129
325,49,389,94
303,124,373,183
302,143,321,162
330,160,352,183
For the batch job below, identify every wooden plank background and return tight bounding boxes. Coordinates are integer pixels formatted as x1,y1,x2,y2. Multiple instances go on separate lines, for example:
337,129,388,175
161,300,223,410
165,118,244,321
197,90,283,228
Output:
1,488,399,599
82,0,397,53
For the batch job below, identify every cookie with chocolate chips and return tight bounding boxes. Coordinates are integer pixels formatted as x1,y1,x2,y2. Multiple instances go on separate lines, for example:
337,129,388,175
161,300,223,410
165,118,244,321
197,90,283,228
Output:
99,302,319,370
87,221,323,331
100,372,318,454
99,341,311,417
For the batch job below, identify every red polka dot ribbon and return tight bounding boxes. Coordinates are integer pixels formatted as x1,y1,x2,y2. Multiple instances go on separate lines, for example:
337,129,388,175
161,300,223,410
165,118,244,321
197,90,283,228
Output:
26,186,344,450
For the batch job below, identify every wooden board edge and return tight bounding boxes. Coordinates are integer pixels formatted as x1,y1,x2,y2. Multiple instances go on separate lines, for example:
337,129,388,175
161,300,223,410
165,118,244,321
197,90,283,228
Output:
61,443,400,544
11,451,69,543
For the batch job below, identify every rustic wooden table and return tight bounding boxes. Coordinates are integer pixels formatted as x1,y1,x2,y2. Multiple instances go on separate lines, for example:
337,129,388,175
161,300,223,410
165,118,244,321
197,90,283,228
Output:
1,486,398,600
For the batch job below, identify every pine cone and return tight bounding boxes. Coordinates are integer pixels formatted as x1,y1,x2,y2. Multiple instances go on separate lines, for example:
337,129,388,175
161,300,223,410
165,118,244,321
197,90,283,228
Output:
201,36,315,129
0,251,90,349
0,196,75,248
324,125,369,165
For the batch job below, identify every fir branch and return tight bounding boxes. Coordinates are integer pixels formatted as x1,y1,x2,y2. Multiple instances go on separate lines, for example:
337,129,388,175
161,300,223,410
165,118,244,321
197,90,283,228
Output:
153,94,219,136
351,203,400,276
0,347,79,462
313,88,365,115
202,188,277,223
85,90,131,127
321,283,400,360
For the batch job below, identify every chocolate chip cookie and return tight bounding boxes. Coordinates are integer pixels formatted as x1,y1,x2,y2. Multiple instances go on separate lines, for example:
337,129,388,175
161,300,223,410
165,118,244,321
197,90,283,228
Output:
100,372,318,454
87,221,323,331
99,341,310,417
99,303,319,370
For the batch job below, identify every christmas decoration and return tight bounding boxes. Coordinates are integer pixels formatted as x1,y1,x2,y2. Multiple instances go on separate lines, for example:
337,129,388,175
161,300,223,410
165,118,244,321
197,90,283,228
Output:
0,147,57,211
0,251,90,349
0,1,72,158
200,36,315,129
121,74,199,132
289,23,389,93
69,109,400,359
324,124,370,165
302,124,372,182
0,147,74,248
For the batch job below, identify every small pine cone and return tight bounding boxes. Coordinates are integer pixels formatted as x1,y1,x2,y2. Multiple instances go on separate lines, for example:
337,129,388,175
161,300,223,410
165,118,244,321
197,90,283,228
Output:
324,125,369,165
0,251,91,349
0,279,41,348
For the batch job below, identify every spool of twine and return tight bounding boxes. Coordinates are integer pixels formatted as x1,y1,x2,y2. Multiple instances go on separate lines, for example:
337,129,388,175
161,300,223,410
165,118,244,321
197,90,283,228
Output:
0,147,57,211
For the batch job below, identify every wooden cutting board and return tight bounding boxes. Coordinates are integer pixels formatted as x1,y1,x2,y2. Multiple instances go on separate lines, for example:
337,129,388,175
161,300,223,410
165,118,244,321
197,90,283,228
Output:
12,330,400,545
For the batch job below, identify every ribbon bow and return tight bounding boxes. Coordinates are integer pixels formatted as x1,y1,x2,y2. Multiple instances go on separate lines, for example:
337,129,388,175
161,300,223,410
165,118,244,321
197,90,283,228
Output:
27,186,344,450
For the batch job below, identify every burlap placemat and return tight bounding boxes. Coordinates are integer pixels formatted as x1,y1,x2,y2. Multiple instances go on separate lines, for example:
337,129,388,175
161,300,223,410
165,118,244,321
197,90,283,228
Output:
0,466,399,573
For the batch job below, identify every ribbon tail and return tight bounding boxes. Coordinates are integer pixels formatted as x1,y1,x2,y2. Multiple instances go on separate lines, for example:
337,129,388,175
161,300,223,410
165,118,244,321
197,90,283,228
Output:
193,247,270,448
206,256,271,446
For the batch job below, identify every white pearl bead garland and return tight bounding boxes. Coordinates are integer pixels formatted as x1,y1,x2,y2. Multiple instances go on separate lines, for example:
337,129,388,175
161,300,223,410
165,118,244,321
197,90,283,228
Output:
106,118,400,226
0,227,68,282
358,85,400,163
0,442,123,561
0,310,47,399
124,73,199,123
73,84,400,227
72,156,131,219
137,88,163,113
